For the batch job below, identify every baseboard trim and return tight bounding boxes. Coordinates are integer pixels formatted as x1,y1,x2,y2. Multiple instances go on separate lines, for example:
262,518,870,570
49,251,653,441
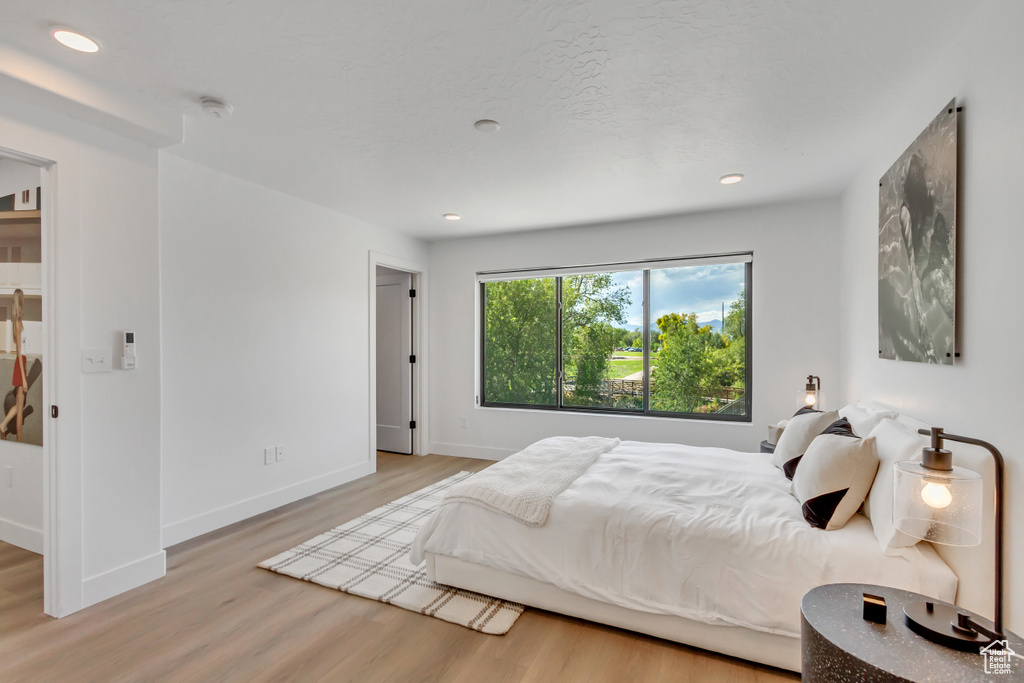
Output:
83,550,166,608
0,517,43,554
429,442,517,461
162,460,376,548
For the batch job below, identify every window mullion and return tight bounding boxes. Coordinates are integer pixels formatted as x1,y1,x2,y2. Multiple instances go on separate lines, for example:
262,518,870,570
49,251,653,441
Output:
642,269,650,413
556,276,563,409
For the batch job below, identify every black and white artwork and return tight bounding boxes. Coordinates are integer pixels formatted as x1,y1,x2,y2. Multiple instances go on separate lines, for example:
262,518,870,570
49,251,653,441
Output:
878,99,957,364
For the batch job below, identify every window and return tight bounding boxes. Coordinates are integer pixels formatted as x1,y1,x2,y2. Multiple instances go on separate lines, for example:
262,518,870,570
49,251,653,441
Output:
480,254,751,421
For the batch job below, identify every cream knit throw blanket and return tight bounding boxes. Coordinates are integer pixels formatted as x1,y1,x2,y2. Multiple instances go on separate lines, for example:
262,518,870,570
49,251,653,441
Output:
442,436,620,526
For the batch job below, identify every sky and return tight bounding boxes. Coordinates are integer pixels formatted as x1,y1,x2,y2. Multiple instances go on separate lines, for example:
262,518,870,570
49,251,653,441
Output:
609,263,745,330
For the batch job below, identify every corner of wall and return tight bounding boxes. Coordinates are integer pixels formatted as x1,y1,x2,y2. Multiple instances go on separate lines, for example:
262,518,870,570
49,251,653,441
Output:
0,517,43,554
82,550,166,609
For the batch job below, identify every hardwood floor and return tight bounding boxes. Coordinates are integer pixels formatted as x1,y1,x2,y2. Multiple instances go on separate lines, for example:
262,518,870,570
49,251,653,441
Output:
0,452,798,682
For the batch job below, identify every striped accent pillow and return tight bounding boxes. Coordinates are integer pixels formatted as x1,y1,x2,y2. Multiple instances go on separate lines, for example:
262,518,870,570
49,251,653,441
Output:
792,434,879,530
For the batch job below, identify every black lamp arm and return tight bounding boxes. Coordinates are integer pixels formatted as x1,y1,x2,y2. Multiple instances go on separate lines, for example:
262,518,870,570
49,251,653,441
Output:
918,427,1005,637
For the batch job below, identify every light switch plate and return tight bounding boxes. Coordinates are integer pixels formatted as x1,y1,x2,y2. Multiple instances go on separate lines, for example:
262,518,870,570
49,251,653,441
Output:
82,348,112,373
275,446,285,462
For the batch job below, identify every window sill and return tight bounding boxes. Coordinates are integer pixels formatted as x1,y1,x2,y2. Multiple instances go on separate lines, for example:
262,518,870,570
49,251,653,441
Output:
476,404,752,426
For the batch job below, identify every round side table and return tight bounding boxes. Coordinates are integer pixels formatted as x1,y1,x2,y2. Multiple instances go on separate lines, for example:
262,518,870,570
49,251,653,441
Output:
801,583,1023,681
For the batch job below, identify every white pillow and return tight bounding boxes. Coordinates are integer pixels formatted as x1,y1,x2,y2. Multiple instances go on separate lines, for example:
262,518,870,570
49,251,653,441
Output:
838,403,898,437
792,434,879,530
865,418,926,552
772,410,839,475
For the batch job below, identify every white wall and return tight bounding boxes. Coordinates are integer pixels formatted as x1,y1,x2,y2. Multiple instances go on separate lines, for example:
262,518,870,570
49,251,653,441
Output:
428,198,841,459
0,97,164,613
0,157,43,553
838,3,1024,633
159,154,427,545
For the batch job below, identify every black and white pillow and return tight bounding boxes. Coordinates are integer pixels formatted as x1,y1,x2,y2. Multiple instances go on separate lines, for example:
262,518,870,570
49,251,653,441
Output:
820,417,857,438
792,434,879,531
772,409,839,479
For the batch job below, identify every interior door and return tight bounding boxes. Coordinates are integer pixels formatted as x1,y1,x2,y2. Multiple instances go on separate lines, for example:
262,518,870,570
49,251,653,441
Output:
376,270,412,454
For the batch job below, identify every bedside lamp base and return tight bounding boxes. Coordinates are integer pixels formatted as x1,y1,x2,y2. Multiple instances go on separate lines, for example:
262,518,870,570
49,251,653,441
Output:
904,601,997,653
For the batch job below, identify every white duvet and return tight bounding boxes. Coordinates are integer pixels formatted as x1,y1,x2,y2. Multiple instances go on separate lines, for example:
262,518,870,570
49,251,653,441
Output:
411,440,957,638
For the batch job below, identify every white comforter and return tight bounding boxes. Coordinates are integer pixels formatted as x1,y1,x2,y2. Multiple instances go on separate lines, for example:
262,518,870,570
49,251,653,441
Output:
411,440,957,638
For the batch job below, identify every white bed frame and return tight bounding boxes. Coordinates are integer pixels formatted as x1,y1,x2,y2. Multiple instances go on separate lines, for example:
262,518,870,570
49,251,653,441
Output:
424,403,994,674
425,552,802,671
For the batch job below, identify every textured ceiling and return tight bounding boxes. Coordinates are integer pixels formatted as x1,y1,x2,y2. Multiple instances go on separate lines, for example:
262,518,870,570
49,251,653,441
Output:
0,1,977,239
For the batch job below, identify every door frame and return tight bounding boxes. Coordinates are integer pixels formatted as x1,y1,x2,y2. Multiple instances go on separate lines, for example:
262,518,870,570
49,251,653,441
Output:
374,270,413,454
0,140,80,618
368,251,427,467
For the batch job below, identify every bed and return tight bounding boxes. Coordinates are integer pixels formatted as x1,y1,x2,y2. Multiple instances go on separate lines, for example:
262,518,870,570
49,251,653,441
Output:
411,404,991,673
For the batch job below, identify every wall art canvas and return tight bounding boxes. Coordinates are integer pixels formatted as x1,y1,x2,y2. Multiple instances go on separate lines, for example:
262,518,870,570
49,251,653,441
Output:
878,98,957,364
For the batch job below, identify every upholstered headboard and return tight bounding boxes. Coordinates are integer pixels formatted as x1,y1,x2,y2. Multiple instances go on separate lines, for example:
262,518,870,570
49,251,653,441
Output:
860,401,996,620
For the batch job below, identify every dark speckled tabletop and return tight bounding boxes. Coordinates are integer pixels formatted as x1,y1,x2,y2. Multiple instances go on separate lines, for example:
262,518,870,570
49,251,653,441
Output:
801,583,1024,681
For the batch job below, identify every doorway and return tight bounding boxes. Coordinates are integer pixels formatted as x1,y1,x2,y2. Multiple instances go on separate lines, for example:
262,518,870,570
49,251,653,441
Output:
0,156,45,615
375,266,414,454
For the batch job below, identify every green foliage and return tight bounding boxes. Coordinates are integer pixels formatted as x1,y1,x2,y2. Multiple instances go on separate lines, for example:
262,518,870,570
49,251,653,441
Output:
566,322,618,405
483,278,558,404
650,313,718,413
484,274,630,406
650,290,746,414
611,327,634,349
561,275,630,406
723,287,746,339
717,286,746,391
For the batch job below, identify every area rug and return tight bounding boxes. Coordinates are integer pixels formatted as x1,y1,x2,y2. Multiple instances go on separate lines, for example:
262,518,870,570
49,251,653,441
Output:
259,471,524,634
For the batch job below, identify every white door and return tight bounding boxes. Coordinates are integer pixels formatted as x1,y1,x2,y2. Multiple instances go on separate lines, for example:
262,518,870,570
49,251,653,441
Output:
376,270,413,454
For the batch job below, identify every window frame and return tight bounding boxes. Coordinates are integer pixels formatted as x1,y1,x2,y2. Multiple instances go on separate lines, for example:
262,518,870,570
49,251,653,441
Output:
478,253,752,422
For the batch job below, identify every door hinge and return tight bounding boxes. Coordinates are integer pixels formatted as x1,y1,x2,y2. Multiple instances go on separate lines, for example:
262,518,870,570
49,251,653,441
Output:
409,354,416,363
409,289,416,298
51,405,59,418
409,420,416,429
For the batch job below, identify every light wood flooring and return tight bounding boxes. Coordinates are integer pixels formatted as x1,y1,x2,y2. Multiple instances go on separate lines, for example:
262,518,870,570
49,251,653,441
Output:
0,452,798,682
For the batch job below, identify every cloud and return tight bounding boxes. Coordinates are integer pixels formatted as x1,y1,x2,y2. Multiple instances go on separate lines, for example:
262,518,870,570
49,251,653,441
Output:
608,263,744,329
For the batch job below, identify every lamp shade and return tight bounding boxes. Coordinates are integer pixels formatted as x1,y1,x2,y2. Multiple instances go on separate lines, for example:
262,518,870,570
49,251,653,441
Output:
893,461,983,546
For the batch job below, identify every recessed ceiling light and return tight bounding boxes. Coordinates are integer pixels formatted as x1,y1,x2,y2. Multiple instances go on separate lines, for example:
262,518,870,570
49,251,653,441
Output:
474,119,500,133
53,28,100,53
719,174,744,185
443,213,462,221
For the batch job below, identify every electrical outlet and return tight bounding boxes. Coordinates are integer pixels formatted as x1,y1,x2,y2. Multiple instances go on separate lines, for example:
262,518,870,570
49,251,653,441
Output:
264,448,275,465
460,416,468,429
4,465,11,488
275,446,285,462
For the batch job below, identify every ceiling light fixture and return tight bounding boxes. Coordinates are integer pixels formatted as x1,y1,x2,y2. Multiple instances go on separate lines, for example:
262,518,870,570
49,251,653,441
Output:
200,97,234,119
474,119,500,133
720,173,744,185
53,28,101,53
443,213,462,221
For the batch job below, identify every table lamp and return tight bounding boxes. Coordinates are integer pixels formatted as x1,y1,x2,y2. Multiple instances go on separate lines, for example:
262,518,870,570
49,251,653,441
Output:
892,426,1004,651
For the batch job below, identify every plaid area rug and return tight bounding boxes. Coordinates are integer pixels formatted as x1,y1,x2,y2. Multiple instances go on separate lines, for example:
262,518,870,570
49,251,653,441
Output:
259,471,524,634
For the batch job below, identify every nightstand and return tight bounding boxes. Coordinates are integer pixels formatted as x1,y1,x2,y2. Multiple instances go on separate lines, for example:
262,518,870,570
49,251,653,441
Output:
801,583,1023,681
759,440,776,454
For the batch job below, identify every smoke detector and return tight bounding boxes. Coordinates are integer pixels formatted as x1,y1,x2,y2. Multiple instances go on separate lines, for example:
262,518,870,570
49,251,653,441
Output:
200,97,233,119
